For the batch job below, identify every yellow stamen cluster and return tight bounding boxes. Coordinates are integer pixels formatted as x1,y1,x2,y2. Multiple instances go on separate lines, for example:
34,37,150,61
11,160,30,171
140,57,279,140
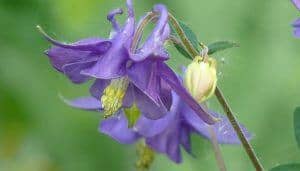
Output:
136,143,155,171
101,77,129,118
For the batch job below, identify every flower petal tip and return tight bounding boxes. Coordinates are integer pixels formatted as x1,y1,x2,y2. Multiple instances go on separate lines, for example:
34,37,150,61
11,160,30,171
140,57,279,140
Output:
59,94,102,110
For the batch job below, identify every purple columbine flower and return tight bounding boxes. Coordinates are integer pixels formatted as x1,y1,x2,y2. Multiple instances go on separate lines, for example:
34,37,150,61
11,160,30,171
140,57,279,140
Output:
40,0,217,123
68,91,251,163
292,0,300,37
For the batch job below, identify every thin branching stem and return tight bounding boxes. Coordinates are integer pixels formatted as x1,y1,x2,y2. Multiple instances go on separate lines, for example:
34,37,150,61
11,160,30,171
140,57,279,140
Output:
215,87,264,171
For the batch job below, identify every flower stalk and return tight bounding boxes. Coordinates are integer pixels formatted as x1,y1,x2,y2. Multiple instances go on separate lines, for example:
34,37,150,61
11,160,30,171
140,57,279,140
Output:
215,87,264,171
168,12,264,171
208,126,227,171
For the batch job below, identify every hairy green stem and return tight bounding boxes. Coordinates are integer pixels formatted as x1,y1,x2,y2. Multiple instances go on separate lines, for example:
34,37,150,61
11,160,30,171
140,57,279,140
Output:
215,87,264,171
168,12,264,171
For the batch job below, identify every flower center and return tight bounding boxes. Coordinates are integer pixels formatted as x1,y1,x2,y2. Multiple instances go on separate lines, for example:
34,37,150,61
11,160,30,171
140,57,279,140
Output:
101,77,129,118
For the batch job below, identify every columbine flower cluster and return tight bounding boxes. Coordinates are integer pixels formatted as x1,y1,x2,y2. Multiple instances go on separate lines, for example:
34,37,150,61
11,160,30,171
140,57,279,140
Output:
39,0,251,166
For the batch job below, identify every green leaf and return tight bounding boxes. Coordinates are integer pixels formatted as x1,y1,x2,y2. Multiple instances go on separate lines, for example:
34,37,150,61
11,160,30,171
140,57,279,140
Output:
174,44,191,59
269,163,300,171
177,20,200,52
170,20,200,59
124,103,141,128
294,107,300,148
207,41,239,55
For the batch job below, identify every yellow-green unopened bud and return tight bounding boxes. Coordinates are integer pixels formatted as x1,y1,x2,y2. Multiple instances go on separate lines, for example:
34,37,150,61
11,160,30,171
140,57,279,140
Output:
101,77,129,118
184,56,217,103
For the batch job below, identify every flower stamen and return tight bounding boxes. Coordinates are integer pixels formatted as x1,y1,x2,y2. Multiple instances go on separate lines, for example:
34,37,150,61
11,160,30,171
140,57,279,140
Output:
101,77,129,118
136,142,155,171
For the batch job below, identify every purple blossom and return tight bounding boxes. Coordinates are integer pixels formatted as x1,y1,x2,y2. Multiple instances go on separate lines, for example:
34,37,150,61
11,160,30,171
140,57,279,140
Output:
292,0,300,38
292,0,300,9
40,0,217,123
293,19,300,38
68,92,251,163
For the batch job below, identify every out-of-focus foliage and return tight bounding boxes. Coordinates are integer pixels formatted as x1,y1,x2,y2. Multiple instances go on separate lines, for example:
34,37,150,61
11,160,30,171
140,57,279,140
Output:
269,163,300,171
294,107,300,148
207,41,239,55
0,0,300,171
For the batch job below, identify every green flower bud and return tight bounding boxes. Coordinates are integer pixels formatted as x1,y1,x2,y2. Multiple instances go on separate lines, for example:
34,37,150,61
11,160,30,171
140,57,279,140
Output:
184,56,217,103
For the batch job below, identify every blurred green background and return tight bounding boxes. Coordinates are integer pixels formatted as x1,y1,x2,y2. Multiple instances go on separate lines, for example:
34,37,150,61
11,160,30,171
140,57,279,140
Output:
1,0,300,170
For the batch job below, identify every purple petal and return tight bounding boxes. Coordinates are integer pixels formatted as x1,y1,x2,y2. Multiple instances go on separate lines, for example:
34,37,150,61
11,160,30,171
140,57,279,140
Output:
81,46,129,79
134,87,167,119
89,79,110,99
122,84,135,107
44,37,111,83
45,38,109,70
135,111,175,137
293,18,300,38
37,25,112,53
292,0,300,10
160,79,173,111
182,105,252,144
100,111,140,144
61,96,102,110
146,119,182,163
62,60,97,83
144,92,183,163
294,27,300,38
127,60,162,105
180,124,192,154
166,134,182,163
158,63,218,124
293,18,300,27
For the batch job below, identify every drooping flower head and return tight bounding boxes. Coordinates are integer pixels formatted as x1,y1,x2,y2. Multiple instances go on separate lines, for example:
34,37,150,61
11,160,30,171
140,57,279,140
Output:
40,0,218,124
291,0,300,38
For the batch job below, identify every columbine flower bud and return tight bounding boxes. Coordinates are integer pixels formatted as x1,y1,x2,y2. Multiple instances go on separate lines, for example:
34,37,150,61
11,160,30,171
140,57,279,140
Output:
184,56,217,103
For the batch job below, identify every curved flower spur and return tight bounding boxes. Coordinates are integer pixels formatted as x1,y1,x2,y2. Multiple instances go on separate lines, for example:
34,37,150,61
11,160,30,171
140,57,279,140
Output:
38,0,218,123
